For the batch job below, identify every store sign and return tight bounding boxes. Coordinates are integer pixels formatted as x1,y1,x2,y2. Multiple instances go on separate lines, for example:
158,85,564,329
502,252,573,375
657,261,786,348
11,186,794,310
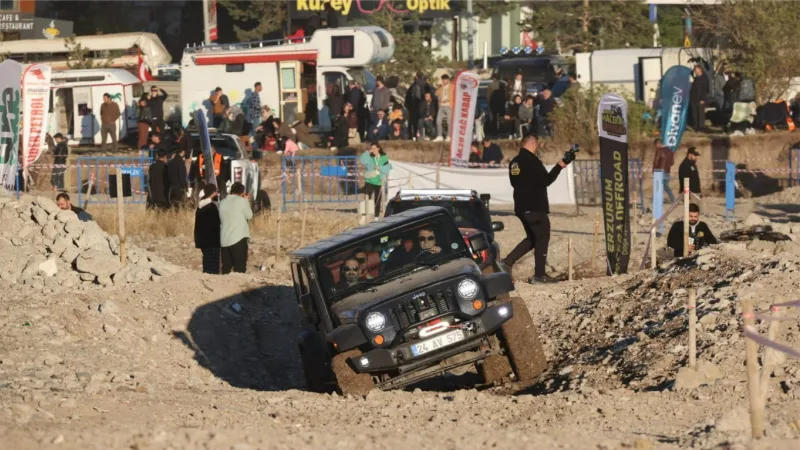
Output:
291,0,458,19
0,14,73,39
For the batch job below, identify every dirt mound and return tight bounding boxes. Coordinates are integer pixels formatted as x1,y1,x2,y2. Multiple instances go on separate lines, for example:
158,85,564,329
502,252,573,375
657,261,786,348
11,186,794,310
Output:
0,191,181,290
533,248,800,395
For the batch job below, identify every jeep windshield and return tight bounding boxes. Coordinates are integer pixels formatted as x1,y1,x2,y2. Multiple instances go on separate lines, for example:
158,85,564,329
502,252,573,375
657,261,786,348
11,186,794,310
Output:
318,215,468,303
495,59,555,85
385,200,491,232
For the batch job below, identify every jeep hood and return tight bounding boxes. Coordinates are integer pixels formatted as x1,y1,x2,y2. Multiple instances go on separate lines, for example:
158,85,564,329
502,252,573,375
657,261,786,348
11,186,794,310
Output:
330,258,481,324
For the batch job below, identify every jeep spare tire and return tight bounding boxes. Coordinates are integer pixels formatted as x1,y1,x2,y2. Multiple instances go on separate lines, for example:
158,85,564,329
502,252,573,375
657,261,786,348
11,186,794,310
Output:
499,297,548,384
330,349,375,396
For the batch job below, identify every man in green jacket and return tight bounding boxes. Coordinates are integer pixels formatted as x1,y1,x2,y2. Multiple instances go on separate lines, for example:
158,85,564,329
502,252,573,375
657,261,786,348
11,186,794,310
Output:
219,182,253,273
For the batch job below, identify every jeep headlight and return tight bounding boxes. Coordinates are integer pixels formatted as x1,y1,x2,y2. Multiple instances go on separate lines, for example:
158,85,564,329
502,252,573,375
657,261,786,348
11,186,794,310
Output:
457,279,479,301
365,312,386,332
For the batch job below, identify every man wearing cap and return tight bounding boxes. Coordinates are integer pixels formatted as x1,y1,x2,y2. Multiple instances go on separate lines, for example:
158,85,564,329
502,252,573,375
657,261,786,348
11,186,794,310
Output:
678,146,702,196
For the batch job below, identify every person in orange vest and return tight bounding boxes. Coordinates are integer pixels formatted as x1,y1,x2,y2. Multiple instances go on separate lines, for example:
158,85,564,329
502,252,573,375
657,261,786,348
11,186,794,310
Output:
198,146,223,185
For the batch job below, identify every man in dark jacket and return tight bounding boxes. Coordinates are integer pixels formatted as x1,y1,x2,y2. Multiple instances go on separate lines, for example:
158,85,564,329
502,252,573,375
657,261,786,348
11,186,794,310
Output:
51,133,68,190
690,65,709,132
147,150,169,210
667,203,717,257
653,142,675,203
678,146,702,195
481,138,503,165
167,148,188,208
500,135,572,284
147,85,168,134
194,184,221,274
405,72,432,140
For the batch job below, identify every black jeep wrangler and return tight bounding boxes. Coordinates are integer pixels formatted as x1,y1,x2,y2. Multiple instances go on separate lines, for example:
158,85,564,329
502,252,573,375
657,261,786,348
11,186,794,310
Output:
290,206,547,395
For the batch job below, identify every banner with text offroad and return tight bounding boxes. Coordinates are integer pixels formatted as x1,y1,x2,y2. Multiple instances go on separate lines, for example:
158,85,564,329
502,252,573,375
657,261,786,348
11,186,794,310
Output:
659,65,692,152
597,93,631,275
449,70,479,166
290,0,458,19
0,60,22,190
22,64,51,178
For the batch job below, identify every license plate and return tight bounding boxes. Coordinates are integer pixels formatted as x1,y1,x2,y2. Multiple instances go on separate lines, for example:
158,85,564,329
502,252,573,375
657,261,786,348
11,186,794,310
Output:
410,329,465,357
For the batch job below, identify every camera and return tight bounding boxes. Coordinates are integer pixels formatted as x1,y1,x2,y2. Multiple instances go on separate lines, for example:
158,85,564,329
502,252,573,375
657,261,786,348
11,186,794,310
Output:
563,143,580,164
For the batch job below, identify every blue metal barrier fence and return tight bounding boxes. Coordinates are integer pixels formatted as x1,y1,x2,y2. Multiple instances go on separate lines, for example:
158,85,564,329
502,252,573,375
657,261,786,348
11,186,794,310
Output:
76,156,151,206
281,156,366,211
573,158,645,209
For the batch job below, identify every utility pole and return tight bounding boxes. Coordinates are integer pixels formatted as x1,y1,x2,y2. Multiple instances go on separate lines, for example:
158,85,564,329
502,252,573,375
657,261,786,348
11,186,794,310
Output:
582,0,589,52
202,0,211,45
467,0,474,69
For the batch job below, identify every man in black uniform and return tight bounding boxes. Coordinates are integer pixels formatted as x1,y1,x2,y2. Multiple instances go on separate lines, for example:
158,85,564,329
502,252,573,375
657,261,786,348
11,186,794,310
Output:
667,203,717,257
500,135,573,283
678,146,702,196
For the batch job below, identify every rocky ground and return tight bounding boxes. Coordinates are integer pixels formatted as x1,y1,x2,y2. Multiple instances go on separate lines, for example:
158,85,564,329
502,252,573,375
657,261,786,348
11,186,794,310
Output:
2,189,800,449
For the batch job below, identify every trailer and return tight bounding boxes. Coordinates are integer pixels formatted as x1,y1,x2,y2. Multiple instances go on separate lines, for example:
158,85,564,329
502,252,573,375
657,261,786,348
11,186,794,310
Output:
575,47,713,104
48,69,143,145
180,26,395,131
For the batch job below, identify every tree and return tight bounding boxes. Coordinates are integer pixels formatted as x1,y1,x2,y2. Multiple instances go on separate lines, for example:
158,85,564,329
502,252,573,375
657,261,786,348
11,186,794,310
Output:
366,10,444,82
218,1,286,42
473,0,515,23
522,0,652,53
64,37,114,69
693,0,800,103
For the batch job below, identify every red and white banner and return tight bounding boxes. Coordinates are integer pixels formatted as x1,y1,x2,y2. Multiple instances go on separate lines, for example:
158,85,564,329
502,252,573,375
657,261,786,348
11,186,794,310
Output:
137,52,154,82
448,70,480,165
22,63,51,176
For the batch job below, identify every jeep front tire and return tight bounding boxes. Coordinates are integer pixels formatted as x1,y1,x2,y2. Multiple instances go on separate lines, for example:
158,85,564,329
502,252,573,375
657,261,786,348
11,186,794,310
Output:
498,297,548,385
330,349,375,396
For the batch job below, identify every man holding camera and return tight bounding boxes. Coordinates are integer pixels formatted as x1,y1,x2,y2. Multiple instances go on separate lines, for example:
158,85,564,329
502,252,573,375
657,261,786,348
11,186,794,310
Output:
500,136,576,283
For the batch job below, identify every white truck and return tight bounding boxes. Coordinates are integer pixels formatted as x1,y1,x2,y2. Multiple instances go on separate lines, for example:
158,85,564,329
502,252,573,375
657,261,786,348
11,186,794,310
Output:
180,26,395,131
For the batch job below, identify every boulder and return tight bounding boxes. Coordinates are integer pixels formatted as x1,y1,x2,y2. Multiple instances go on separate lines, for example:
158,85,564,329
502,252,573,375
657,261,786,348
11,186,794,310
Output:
48,237,70,257
61,246,81,265
674,361,722,390
35,196,61,215
56,210,78,223
75,250,122,278
743,213,765,227
64,220,84,237
38,257,58,277
31,206,49,226
21,255,47,280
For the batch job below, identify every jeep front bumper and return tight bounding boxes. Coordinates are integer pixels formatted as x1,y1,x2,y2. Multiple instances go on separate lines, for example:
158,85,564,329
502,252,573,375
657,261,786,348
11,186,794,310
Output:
347,303,513,374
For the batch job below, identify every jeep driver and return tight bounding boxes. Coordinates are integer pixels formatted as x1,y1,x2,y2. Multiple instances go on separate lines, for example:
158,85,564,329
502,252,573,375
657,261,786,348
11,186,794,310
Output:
292,206,547,395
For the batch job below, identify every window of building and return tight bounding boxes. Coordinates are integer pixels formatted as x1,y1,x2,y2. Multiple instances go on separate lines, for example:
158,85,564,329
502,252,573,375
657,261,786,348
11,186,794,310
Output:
0,0,17,11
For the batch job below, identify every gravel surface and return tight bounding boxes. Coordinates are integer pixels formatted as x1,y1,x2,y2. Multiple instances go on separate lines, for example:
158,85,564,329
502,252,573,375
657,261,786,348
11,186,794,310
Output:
2,190,800,449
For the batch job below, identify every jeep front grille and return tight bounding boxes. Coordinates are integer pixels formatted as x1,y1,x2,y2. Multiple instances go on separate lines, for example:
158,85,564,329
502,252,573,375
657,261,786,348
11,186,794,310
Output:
392,287,456,329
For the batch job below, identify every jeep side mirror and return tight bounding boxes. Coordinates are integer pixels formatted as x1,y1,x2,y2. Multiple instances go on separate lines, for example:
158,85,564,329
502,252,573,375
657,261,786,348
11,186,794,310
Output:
480,193,491,209
491,221,504,232
299,293,319,324
469,232,489,253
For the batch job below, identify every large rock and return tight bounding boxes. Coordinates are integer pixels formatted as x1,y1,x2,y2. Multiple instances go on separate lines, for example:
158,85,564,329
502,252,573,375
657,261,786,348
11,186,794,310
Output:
75,250,122,278
31,206,49,226
743,213,766,227
48,237,70,257
38,257,58,277
64,220,85,237
21,255,47,280
56,210,78,223
674,361,722,390
61,246,81,265
35,196,61,215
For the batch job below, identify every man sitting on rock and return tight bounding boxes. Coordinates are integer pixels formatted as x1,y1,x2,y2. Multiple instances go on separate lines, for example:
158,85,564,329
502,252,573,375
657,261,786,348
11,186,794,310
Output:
56,193,93,222
667,203,717,257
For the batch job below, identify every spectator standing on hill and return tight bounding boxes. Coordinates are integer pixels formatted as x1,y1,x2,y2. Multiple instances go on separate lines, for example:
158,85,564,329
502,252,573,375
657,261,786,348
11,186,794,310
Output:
51,133,68,190
219,182,253,273
194,184,221,274
406,72,432,140
168,147,189,208
434,74,453,141
360,141,392,218
100,93,121,153
690,65,709,132
209,87,230,128
147,150,169,210
652,142,675,203
371,76,390,116
678,146,702,196
246,83,262,145
147,85,168,134
137,95,152,150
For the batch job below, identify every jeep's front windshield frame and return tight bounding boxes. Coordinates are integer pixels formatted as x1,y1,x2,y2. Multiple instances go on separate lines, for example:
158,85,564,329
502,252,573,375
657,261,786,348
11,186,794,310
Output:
317,214,469,305
385,199,492,232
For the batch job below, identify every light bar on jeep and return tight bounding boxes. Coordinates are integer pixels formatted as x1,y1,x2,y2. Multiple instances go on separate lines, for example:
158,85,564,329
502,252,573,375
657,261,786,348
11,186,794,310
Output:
395,189,477,202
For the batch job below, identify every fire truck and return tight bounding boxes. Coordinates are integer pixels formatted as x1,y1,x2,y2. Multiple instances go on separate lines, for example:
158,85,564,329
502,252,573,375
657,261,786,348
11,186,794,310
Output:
180,26,395,132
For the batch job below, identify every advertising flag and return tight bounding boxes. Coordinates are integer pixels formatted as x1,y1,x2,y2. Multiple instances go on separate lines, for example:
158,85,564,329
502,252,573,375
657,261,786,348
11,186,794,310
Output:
22,64,51,177
660,65,692,152
449,70,480,166
0,60,22,190
597,93,631,275
194,109,216,187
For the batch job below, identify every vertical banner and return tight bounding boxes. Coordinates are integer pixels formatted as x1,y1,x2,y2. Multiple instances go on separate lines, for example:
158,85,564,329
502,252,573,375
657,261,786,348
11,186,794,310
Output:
725,161,735,219
597,93,631,275
194,109,216,187
205,0,218,42
652,169,664,233
22,64,51,178
449,70,480,166
0,60,22,190
660,65,692,152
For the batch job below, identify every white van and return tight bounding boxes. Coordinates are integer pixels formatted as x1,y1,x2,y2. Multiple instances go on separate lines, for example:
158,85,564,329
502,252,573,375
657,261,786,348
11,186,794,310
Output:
180,26,395,132
49,69,143,145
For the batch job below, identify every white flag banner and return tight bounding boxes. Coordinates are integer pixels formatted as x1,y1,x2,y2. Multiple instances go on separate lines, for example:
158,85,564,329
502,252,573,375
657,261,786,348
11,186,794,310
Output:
22,64,51,176
448,70,480,165
387,161,576,206
0,60,22,190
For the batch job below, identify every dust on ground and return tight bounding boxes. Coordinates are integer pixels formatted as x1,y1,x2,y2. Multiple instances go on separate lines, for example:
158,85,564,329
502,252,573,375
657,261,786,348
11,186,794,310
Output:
2,190,800,449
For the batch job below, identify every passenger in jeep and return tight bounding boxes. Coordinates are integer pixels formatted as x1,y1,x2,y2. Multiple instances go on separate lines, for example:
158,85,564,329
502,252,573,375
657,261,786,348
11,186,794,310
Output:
353,249,375,280
417,228,442,254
